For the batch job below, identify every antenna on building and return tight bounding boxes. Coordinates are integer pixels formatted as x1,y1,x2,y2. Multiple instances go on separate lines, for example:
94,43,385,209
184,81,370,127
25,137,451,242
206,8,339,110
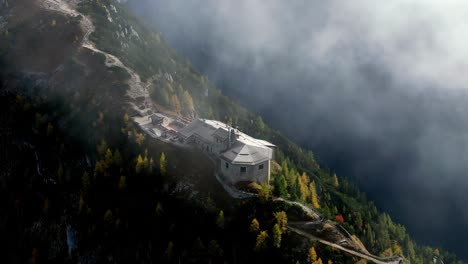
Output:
228,126,231,148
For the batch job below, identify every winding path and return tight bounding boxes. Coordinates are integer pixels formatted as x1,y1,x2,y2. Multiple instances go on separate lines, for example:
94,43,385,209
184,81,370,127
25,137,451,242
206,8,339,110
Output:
275,197,403,263
40,0,149,100
288,226,402,264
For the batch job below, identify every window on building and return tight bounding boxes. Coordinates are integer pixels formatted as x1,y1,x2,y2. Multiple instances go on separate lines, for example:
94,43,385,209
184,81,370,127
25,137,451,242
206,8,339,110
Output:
225,162,229,169
240,167,247,173
259,164,264,170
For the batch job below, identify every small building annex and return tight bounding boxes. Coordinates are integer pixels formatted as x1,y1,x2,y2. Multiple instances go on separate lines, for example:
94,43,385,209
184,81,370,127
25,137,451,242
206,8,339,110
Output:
178,119,275,184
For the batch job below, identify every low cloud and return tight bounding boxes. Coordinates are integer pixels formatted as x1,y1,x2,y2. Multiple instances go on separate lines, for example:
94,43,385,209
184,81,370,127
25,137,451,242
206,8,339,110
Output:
129,0,468,258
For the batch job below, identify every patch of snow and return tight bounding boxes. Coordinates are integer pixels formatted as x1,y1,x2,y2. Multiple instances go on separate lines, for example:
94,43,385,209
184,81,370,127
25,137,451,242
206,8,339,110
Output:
110,4,117,13
130,25,139,39
103,5,113,22
164,72,173,82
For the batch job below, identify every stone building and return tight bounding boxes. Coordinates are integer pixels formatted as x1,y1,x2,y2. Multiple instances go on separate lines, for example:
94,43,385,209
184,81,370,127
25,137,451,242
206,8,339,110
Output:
178,119,275,184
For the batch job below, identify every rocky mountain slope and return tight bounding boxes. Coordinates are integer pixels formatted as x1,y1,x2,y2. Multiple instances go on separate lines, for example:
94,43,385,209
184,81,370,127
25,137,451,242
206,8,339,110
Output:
0,0,464,263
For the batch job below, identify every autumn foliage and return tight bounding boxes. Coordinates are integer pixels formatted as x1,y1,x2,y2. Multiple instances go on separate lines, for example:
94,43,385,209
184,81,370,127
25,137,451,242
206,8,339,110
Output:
335,215,344,224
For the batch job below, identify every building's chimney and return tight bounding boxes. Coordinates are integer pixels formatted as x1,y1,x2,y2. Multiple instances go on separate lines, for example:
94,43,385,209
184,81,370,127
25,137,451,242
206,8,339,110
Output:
230,129,236,144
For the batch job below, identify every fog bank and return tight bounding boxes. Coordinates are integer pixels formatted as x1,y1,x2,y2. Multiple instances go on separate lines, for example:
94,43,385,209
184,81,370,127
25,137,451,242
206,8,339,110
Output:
128,0,468,258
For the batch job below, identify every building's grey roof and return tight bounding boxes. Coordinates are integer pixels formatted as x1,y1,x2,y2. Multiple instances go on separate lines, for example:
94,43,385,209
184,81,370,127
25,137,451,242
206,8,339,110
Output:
221,141,272,165
178,118,274,164
255,139,276,148
178,119,217,142
212,127,229,140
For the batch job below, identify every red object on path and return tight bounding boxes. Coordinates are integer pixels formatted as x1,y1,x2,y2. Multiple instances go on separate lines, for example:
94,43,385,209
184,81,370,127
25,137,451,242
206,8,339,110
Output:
335,215,344,224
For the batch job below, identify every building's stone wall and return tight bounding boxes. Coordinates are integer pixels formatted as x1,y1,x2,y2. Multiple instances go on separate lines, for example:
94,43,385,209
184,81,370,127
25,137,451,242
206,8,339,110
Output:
185,130,272,184
220,159,270,184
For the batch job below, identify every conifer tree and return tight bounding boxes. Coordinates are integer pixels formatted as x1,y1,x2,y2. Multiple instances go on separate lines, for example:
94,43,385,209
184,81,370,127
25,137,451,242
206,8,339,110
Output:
404,235,416,261
105,148,113,166
104,209,114,225
57,164,64,183
143,156,149,169
182,90,194,115
332,173,339,188
118,176,126,190
159,88,170,107
310,181,320,209
250,218,260,233
281,160,290,183
171,94,181,114
191,237,205,258
135,133,145,146
149,157,154,173
166,241,174,260
94,160,105,176
294,177,301,200
46,122,54,136
366,224,376,247
159,152,167,175
135,154,145,173
273,174,288,197
114,149,122,166
79,193,85,212
123,113,129,124
299,172,310,201
274,211,288,233
309,246,317,263
272,224,282,248
255,116,265,133
216,210,225,228
155,202,163,216
176,84,184,97
82,171,90,193
255,231,269,251
208,240,224,257
258,184,272,202
97,140,107,156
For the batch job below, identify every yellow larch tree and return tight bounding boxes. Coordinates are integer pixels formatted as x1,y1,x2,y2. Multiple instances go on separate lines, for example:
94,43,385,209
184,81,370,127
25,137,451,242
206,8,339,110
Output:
310,181,320,209
309,246,317,263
